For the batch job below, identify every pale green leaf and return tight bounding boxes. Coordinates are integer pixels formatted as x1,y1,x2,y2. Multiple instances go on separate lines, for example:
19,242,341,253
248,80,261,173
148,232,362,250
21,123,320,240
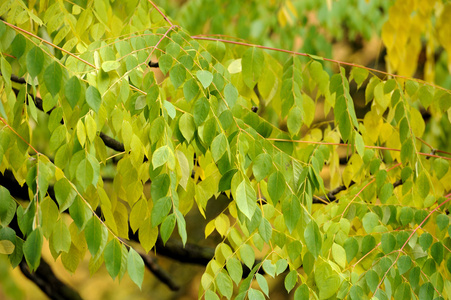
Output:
127,248,145,289
235,180,257,220
196,70,213,89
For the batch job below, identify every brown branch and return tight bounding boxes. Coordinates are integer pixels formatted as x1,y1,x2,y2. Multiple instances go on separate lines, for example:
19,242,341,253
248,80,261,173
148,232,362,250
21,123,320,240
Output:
0,70,27,84
139,253,180,291
148,60,159,68
19,258,83,300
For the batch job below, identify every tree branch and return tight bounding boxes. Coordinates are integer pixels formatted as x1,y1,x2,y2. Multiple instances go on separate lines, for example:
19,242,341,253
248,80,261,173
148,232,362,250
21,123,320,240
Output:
139,253,180,291
19,258,83,300
0,71,27,84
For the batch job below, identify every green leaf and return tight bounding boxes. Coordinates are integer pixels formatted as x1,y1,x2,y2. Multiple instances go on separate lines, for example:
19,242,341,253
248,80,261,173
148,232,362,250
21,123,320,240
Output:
381,233,396,254
252,153,272,182
416,171,430,199
224,83,238,107
338,112,351,142
23,228,43,272
258,218,272,243
193,97,210,126
239,243,255,269
400,206,413,226
242,47,264,89
174,209,187,246
436,214,449,231
256,273,269,297
11,34,26,58
149,117,165,145
151,173,170,201
287,106,303,136
44,62,63,97
169,63,186,89
86,86,101,113
196,70,213,89
267,171,285,205
274,259,287,276
51,218,71,253
262,260,276,277
235,180,257,220
431,242,444,264
54,178,77,212
183,78,200,102
394,282,411,300
163,100,176,119
283,194,301,233
351,67,369,88
127,248,145,289
331,243,346,268
69,197,91,230
151,196,171,227
65,76,82,108
1,57,11,88
397,255,412,275
248,289,265,300
76,158,94,192
101,61,120,72
287,241,302,263
401,139,414,164
419,283,434,300
314,262,340,300
158,54,173,75
354,132,365,157
226,257,243,285
365,270,379,293
304,220,322,258
26,46,44,77
0,186,15,227
379,183,393,204
211,133,228,162
294,284,309,300
85,217,105,256
216,272,233,299
419,233,432,251
284,269,298,293
434,158,449,179
152,145,170,169
104,239,122,279
361,235,376,255
362,212,379,234
160,213,176,244
179,113,196,142
343,237,358,262
49,125,66,152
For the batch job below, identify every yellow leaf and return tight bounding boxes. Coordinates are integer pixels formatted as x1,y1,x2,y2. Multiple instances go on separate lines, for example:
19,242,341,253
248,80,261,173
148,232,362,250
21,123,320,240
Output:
205,219,215,238
215,214,230,237
0,240,15,254
76,119,86,147
85,115,97,143
139,217,158,253
277,9,287,28
286,0,298,18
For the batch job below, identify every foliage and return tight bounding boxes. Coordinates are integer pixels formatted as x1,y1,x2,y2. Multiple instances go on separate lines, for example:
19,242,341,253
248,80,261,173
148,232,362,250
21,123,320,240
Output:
0,0,451,299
